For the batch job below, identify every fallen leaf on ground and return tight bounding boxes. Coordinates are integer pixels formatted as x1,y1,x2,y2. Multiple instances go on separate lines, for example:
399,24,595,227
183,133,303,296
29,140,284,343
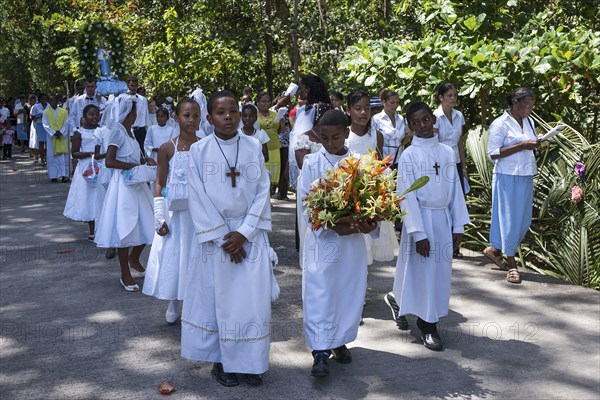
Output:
56,248,75,254
158,380,175,395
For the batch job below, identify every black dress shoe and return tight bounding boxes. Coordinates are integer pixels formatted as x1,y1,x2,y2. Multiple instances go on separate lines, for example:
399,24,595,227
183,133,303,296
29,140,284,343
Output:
244,374,263,386
331,345,352,364
421,331,443,351
105,249,116,259
397,315,409,330
211,362,239,387
310,351,330,377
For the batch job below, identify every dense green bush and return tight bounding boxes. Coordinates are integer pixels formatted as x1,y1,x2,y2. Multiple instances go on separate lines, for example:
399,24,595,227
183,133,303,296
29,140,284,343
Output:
336,9,599,141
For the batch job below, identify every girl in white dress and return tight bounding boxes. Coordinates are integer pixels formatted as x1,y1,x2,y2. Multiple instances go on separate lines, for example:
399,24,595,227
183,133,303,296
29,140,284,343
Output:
240,104,270,160
63,104,100,240
143,99,200,322
346,91,398,263
94,96,156,292
144,107,176,161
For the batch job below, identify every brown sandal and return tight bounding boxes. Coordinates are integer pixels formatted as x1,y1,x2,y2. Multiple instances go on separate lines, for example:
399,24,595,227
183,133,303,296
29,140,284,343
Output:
506,268,522,284
483,247,509,271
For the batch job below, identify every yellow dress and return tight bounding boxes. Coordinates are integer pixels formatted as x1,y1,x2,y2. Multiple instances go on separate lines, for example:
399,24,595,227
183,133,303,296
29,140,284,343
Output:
257,109,281,184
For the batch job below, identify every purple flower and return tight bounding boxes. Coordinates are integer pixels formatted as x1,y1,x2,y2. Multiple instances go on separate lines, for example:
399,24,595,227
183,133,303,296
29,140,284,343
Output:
574,162,585,177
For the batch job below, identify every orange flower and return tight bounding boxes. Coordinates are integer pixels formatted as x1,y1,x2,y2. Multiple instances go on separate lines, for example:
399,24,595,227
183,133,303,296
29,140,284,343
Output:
380,153,393,165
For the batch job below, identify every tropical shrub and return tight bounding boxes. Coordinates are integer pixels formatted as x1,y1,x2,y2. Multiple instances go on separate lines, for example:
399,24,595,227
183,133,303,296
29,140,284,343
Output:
336,8,600,142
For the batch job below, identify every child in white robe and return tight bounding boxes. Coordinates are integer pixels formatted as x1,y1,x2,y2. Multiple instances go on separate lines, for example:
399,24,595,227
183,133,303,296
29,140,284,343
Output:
143,99,200,323
182,91,272,387
386,102,469,351
299,109,378,378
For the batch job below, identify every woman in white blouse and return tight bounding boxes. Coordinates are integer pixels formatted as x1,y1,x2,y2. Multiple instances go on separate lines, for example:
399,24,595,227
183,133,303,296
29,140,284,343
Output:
433,83,467,190
433,83,467,259
372,88,409,168
484,88,541,284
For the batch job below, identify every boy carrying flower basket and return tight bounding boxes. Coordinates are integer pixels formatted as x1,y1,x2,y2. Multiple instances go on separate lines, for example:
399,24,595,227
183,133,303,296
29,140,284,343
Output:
299,109,426,378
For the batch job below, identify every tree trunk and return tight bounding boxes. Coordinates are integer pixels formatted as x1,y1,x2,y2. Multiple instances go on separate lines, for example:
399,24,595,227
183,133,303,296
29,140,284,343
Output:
316,0,337,74
292,0,300,83
265,0,274,97
383,0,391,19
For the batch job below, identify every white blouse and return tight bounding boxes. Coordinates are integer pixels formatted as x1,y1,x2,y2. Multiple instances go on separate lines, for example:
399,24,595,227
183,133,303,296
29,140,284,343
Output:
433,105,465,163
372,110,405,162
487,110,537,176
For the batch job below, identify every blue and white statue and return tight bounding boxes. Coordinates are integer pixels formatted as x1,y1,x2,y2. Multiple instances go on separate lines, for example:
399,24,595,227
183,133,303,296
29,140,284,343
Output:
97,39,112,78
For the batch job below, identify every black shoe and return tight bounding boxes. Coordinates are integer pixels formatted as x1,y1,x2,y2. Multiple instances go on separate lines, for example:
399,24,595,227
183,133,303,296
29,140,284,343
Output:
310,351,330,377
331,345,352,364
50,178,58,182
105,249,116,259
61,176,71,183
211,362,239,387
244,374,263,386
396,315,409,330
421,331,443,351
384,292,409,330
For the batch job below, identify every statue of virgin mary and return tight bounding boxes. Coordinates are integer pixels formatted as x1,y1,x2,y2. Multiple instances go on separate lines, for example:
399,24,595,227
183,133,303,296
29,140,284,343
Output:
97,39,112,78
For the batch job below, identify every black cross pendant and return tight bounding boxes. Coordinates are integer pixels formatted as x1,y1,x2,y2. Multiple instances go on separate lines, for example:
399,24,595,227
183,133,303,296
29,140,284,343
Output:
226,167,240,187
433,162,440,176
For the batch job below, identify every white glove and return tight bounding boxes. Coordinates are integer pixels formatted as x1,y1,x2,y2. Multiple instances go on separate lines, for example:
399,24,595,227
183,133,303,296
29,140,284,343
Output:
154,196,166,231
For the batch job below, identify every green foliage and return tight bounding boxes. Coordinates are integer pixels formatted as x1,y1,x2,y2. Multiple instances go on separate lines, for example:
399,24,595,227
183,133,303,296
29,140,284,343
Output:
336,6,599,142
464,124,600,288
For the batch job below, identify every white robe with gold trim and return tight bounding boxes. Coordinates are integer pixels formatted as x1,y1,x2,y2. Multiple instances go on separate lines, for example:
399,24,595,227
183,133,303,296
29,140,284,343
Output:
181,133,272,375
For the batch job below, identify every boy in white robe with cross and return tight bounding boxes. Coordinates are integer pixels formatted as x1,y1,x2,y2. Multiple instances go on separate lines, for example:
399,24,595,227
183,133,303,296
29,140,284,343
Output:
385,102,469,351
182,91,272,387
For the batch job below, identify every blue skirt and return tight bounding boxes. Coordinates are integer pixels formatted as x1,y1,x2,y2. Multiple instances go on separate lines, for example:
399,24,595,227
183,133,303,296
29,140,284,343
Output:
35,122,46,142
17,124,28,141
489,173,533,257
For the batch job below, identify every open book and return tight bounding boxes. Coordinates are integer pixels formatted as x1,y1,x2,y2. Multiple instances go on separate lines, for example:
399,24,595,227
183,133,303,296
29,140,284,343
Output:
537,125,565,142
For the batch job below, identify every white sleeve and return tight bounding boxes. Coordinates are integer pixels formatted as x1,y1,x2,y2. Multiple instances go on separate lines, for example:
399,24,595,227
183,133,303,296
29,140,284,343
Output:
42,111,53,136
106,127,125,149
487,120,505,159
144,127,153,157
396,151,427,242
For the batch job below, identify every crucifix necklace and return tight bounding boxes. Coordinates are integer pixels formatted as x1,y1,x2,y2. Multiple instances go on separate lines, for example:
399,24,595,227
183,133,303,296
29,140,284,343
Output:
322,152,338,169
214,135,240,187
419,147,441,176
